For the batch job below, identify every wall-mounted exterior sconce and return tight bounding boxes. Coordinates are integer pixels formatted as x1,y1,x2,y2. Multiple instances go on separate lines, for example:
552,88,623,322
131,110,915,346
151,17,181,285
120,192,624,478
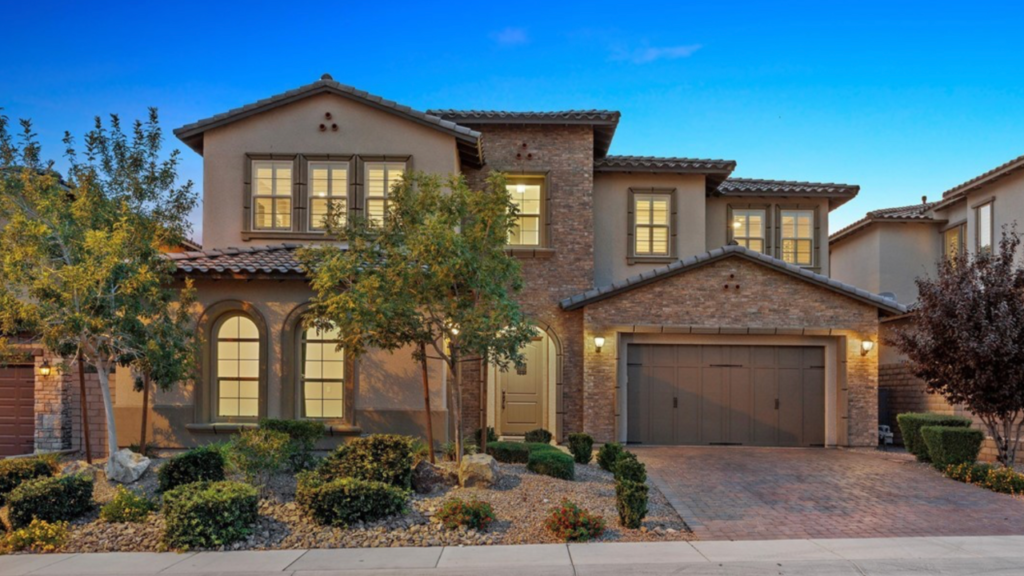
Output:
594,336,605,353
861,339,875,356
39,360,52,376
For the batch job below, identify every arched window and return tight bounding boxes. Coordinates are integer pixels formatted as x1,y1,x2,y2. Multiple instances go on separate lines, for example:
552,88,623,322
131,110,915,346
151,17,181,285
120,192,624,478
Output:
215,314,261,418
301,326,345,419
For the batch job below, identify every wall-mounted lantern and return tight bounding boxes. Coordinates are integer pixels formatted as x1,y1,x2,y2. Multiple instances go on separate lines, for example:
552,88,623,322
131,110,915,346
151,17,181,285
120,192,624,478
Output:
594,336,605,353
861,339,875,356
39,360,52,376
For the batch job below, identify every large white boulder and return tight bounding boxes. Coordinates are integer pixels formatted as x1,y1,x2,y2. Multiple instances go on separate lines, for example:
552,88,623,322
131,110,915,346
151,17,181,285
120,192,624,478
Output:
458,453,500,488
107,448,151,484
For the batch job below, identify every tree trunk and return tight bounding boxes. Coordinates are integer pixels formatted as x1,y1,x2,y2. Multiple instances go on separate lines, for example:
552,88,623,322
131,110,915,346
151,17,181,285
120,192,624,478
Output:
418,342,435,464
77,352,93,464
480,359,488,455
94,364,119,473
139,373,150,456
452,346,462,464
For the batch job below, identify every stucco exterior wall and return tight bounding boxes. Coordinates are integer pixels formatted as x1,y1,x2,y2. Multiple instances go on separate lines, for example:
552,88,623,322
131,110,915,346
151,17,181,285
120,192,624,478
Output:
830,226,883,295
961,169,1024,258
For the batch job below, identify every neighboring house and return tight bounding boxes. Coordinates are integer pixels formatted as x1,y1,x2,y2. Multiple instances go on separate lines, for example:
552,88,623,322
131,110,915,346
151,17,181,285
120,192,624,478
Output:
17,75,905,457
830,152,1024,457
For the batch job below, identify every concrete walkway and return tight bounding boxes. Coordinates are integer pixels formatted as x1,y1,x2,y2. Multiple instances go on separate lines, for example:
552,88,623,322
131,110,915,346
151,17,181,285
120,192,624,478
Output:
5,536,1024,575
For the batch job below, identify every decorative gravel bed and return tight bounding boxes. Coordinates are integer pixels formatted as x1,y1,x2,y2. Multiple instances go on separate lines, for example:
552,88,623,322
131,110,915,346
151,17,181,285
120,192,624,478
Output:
53,456,692,552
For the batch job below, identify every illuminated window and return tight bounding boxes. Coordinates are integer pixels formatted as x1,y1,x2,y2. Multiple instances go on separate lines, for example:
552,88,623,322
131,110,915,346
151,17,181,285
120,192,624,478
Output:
976,202,993,254
215,315,260,418
252,160,293,230
508,178,544,246
634,194,671,256
309,162,348,230
944,223,965,260
302,326,345,419
732,209,766,252
781,210,814,266
365,162,405,225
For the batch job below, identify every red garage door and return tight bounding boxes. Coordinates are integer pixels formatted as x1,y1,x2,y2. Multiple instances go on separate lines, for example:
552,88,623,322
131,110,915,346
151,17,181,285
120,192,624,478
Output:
0,365,35,456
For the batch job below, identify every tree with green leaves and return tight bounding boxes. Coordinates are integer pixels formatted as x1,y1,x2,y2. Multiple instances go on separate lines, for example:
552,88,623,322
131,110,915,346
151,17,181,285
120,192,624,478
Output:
0,109,199,477
301,171,535,462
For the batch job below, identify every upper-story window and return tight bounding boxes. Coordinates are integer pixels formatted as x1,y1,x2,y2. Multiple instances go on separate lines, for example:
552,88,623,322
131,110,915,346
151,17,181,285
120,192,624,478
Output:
508,177,544,246
780,209,814,266
252,160,293,230
731,209,766,253
976,201,994,254
944,223,966,260
310,162,348,231
365,162,405,226
633,193,671,256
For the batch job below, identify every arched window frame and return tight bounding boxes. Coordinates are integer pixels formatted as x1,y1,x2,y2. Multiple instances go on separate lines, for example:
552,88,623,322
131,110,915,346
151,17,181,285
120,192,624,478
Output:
197,301,269,424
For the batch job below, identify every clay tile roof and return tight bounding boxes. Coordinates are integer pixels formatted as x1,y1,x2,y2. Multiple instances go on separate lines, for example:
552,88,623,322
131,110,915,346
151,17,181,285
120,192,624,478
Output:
715,177,860,210
559,244,905,315
939,152,1024,201
829,200,939,245
167,244,306,277
595,155,736,173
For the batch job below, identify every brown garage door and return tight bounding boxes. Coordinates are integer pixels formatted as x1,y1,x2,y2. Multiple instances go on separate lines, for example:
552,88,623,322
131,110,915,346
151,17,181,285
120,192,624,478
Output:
627,345,825,447
0,365,35,456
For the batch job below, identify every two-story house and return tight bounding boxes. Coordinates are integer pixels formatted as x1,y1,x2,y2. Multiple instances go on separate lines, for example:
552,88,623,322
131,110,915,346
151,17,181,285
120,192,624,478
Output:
18,75,905,458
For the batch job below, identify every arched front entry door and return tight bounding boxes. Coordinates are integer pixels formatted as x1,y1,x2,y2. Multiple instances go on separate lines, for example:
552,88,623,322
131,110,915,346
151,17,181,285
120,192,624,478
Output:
497,331,548,436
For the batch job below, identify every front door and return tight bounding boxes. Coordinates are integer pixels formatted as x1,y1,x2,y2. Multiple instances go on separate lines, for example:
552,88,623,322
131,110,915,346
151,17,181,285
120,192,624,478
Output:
499,336,545,435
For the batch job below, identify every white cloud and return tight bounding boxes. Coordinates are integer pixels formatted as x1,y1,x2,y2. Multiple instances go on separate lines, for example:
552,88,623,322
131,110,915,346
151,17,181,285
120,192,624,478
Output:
491,27,529,46
613,44,702,64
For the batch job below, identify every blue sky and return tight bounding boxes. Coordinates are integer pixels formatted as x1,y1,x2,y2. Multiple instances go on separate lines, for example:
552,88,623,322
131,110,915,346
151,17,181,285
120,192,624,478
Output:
3,1,1023,243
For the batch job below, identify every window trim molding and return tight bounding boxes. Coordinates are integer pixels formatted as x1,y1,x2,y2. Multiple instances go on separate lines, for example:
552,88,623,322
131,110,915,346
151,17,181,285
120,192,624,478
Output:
356,155,412,224
196,300,269,425
942,221,967,260
304,155,353,234
627,187,677,264
726,203,771,253
245,154,299,234
775,204,821,270
974,198,995,254
506,174,549,248
281,303,356,424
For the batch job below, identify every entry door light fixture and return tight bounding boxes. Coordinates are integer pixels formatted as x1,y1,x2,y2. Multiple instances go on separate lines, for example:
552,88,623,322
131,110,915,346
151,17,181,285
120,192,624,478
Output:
861,339,875,356
594,336,605,353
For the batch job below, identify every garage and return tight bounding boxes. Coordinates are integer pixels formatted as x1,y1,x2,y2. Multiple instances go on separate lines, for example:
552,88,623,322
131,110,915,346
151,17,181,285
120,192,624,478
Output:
627,344,825,447
0,364,35,456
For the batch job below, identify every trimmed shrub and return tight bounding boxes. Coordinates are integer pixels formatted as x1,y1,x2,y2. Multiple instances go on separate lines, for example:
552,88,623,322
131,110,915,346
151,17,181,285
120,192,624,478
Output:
568,433,594,464
8,474,93,529
615,480,649,529
486,441,530,464
597,442,625,472
319,434,416,489
2,519,68,553
259,418,326,471
158,445,226,492
435,497,496,531
162,481,259,550
613,452,647,484
524,442,560,454
945,462,993,484
545,500,606,542
527,449,575,481
896,413,971,462
524,428,553,444
921,425,983,469
944,462,1024,495
229,428,292,493
100,486,156,523
475,427,498,445
0,455,59,505
296,471,408,526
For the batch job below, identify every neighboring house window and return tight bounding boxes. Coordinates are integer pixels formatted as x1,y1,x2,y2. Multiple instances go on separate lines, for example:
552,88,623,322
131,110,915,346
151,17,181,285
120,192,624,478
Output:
214,314,260,418
252,160,293,230
365,162,405,225
507,177,544,246
732,209,766,252
944,223,966,260
780,210,814,266
301,326,345,419
634,194,671,256
309,162,348,231
976,201,994,254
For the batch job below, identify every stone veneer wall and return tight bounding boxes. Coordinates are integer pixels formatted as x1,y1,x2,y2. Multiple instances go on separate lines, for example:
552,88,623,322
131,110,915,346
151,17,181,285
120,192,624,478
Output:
459,125,595,441
34,355,113,458
581,256,882,445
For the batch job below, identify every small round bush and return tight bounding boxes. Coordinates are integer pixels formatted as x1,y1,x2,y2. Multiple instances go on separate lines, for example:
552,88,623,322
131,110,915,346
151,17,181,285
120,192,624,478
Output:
2,519,68,553
545,499,605,542
983,466,1024,494
296,471,409,526
527,449,575,481
615,480,649,529
524,442,560,454
945,462,992,484
0,455,59,505
567,433,594,464
319,434,416,489
259,418,326,471
524,429,553,444
100,486,155,523
614,452,647,484
486,442,530,464
8,474,93,529
158,445,226,492
162,481,258,550
435,497,496,531
597,442,625,472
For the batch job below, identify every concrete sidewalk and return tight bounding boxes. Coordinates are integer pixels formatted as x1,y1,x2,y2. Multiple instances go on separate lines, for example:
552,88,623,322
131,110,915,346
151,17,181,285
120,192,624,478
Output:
4,536,1024,575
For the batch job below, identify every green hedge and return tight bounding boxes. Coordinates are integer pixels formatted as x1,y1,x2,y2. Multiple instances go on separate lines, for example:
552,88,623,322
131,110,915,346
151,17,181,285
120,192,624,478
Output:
615,480,649,529
158,445,227,492
896,413,972,462
259,418,326,471
486,442,531,464
318,434,415,489
921,425,983,469
0,455,58,506
527,449,575,481
524,429,553,444
568,433,594,464
162,481,259,550
8,474,94,529
296,472,408,526
613,452,647,484
524,442,560,454
597,443,625,472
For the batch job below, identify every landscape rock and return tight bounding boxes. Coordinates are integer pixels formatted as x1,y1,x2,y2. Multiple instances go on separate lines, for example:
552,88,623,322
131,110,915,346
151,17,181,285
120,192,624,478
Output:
458,454,499,488
107,448,151,484
61,460,98,479
412,460,456,494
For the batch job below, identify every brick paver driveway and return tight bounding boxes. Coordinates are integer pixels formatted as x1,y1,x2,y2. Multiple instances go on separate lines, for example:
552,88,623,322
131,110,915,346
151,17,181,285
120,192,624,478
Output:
633,446,1024,541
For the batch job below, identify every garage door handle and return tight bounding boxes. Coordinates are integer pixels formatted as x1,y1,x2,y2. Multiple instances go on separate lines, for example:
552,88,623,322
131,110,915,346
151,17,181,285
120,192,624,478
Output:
775,399,780,410
673,397,678,409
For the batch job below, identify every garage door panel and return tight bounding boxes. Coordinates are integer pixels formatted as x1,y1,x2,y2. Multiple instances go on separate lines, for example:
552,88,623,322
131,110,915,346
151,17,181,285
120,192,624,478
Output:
676,345,701,366
752,367,778,446
648,366,676,444
803,367,826,446
700,367,726,444
0,365,34,457
778,368,804,447
648,345,676,367
627,363,645,443
675,366,700,443
727,367,752,444
750,346,776,367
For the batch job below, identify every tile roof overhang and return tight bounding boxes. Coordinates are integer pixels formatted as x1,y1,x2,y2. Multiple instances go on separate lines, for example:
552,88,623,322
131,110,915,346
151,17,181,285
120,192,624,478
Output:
166,244,306,280
715,178,860,210
931,152,1024,210
427,110,621,159
594,155,737,189
559,244,906,315
829,201,942,246
174,76,485,168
